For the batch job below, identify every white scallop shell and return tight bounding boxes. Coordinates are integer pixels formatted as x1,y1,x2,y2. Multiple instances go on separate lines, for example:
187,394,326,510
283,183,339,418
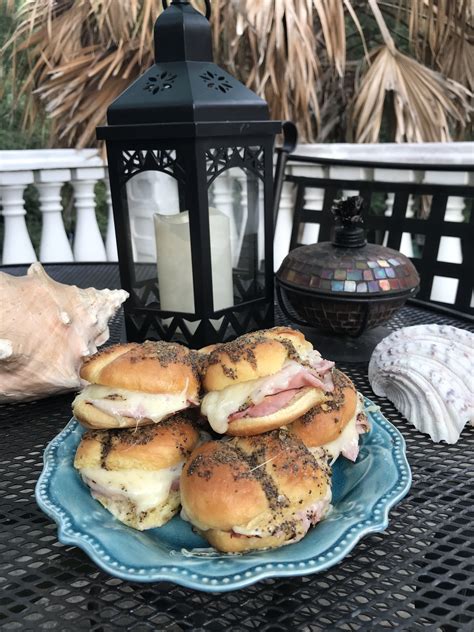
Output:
368,325,473,443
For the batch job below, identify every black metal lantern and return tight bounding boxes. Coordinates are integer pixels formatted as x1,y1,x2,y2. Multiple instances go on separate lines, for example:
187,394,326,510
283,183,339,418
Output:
97,0,281,348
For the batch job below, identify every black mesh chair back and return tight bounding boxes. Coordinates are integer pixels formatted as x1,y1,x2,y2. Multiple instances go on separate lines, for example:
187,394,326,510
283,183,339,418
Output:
276,153,474,319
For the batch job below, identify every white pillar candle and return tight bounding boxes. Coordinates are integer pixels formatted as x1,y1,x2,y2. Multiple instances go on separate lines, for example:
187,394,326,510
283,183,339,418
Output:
154,208,234,318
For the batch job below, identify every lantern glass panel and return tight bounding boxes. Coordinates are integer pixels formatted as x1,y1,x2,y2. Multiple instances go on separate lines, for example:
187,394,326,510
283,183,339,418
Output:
208,166,266,307
124,169,189,311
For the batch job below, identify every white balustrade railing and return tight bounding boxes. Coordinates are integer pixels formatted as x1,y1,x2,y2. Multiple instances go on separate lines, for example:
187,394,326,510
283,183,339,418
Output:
1,144,473,311
0,149,115,265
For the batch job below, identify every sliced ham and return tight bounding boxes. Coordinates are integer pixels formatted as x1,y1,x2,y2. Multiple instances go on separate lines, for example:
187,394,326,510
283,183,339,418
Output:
250,359,334,406
228,356,334,422
229,388,301,421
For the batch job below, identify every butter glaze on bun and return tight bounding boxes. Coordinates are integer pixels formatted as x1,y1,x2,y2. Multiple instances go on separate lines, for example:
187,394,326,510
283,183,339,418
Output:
289,370,358,448
74,411,200,471
73,341,201,430
202,327,312,393
74,412,200,530
80,341,200,397
199,327,334,436
180,430,331,553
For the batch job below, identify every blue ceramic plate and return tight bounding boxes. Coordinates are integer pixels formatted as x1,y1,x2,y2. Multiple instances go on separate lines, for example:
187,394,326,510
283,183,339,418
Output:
36,398,411,592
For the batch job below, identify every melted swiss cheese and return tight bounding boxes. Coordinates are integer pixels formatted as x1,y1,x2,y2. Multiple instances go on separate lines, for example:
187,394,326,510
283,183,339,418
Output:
81,464,182,514
74,384,188,422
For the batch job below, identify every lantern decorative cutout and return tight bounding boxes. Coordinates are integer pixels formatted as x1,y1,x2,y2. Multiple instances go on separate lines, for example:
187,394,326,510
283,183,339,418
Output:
97,0,281,348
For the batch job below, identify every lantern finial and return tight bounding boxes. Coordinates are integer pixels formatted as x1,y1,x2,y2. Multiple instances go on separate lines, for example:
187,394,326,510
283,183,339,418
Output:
155,0,212,63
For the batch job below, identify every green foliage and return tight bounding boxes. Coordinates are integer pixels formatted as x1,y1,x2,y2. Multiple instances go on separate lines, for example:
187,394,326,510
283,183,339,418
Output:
0,5,49,150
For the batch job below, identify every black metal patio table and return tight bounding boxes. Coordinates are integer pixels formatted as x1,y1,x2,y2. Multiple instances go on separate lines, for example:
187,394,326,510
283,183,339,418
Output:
1,263,473,631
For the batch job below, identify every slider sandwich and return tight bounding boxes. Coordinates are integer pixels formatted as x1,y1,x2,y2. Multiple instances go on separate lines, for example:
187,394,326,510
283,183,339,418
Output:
74,412,200,530
200,327,335,436
73,341,200,430
290,370,370,463
180,430,332,552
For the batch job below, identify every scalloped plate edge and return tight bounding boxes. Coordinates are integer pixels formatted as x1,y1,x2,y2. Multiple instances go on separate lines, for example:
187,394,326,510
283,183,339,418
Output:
35,397,412,592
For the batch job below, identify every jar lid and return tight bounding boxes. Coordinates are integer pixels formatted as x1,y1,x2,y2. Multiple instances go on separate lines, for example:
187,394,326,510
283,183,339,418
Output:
277,241,420,297
276,197,420,298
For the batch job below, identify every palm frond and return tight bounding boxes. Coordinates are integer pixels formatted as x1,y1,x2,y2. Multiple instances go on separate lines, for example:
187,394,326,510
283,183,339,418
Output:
216,0,322,141
312,0,346,77
3,0,472,147
352,44,472,143
405,0,473,65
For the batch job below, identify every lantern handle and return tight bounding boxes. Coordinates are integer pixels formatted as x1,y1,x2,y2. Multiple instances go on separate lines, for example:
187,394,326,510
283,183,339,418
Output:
162,0,211,20
273,121,298,235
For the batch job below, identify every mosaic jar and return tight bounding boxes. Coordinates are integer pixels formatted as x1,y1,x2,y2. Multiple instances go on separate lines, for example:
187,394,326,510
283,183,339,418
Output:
276,197,420,336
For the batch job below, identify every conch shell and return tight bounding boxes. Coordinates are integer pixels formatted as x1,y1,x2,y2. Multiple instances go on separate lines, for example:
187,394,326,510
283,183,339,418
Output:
0,263,128,402
368,325,473,443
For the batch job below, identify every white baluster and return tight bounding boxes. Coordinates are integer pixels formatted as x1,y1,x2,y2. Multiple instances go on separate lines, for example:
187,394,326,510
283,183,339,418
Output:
35,169,73,263
330,166,372,204
258,184,265,265
291,164,328,245
71,167,107,262
234,170,248,267
383,192,415,257
210,171,239,267
104,178,118,262
126,171,180,263
436,196,464,264
274,180,296,270
430,195,465,303
301,186,324,245
376,168,421,257
0,171,37,264
423,170,469,304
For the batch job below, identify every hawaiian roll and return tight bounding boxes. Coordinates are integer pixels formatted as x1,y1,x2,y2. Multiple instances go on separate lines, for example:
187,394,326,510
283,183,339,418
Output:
73,341,201,430
180,430,332,553
290,370,370,463
200,327,335,435
74,411,201,530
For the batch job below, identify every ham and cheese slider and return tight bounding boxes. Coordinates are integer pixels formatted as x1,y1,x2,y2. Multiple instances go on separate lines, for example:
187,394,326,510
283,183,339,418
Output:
73,341,200,430
180,430,332,553
290,370,370,463
74,412,200,530
200,327,335,435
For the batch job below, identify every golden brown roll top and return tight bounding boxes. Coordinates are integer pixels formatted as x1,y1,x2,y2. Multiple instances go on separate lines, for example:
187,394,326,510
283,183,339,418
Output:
80,341,200,398
202,327,313,392
199,327,334,436
289,370,358,447
73,341,202,430
74,411,201,472
180,430,331,552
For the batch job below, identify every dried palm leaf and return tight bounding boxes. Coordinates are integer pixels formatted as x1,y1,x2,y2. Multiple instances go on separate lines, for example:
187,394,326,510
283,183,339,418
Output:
3,0,473,148
312,0,346,77
352,44,472,143
218,0,322,141
438,30,474,94
404,0,472,65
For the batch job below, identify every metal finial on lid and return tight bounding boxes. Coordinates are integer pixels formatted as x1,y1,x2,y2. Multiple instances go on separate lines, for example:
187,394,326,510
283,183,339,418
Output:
162,0,211,19
331,196,367,248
